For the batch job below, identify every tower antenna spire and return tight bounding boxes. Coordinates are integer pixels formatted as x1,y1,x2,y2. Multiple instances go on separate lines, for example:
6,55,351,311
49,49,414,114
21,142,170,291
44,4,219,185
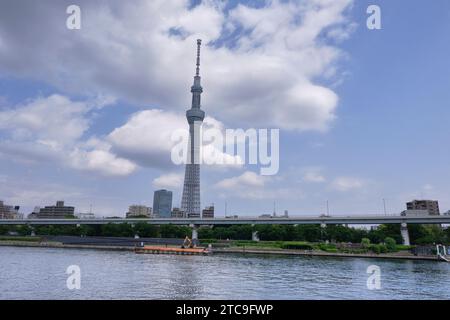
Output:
196,39,202,76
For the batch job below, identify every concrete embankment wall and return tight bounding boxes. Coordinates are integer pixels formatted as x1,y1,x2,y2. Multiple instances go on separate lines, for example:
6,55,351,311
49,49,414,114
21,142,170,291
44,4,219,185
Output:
44,235,183,247
0,241,134,251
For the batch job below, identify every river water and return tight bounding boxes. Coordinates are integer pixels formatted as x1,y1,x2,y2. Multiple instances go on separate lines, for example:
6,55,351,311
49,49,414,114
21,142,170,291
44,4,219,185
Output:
0,246,449,300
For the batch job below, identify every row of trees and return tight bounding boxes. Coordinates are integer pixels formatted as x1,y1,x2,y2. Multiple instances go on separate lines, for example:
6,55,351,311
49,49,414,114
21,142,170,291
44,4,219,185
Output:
200,224,450,244
1,223,449,244
0,224,190,239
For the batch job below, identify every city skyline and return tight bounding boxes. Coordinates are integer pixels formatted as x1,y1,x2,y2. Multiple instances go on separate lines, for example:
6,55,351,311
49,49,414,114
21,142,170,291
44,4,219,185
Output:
1,195,448,219
1,1,450,217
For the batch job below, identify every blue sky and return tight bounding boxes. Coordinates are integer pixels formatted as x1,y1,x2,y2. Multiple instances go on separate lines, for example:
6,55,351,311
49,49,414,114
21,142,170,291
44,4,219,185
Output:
0,0,449,217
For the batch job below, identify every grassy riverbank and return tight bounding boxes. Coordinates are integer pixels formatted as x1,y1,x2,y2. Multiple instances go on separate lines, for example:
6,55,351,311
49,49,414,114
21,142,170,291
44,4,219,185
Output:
212,247,440,261
201,239,415,255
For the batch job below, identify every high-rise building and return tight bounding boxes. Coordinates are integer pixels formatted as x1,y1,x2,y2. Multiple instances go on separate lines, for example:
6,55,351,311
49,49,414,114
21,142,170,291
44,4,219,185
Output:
202,205,214,219
126,205,152,218
36,201,75,218
181,39,205,218
153,190,173,218
406,200,440,215
0,201,20,219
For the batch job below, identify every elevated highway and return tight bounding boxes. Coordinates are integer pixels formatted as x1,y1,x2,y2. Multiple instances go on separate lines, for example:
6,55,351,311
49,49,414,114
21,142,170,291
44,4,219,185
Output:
0,215,449,225
2,215,447,245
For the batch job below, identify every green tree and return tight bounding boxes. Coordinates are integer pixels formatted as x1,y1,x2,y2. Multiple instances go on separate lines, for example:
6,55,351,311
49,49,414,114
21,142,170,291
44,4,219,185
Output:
444,227,450,244
101,223,134,237
384,237,397,252
198,227,215,239
0,225,8,235
409,225,445,244
368,224,402,244
85,225,102,236
296,225,322,242
159,225,191,238
361,238,371,247
134,223,158,238
326,225,355,242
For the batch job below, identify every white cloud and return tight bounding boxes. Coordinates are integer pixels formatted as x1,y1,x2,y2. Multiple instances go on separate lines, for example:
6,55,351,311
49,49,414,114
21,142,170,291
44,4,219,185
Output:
0,94,137,176
0,94,89,145
0,94,241,176
0,0,354,131
213,171,297,200
108,109,242,169
330,176,365,192
108,109,186,168
302,167,326,183
215,171,266,189
153,172,184,189
69,148,137,177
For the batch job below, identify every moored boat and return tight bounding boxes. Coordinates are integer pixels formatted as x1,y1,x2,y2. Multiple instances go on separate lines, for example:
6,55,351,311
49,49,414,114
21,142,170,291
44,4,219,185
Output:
135,245,211,255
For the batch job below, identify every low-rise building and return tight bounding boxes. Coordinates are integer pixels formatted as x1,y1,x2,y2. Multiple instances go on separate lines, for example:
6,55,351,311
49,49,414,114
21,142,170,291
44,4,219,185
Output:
77,212,96,219
171,207,185,218
202,205,214,219
0,201,21,219
35,201,75,219
401,209,430,216
126,205,152,218
27,207,40,219
406,200,440,215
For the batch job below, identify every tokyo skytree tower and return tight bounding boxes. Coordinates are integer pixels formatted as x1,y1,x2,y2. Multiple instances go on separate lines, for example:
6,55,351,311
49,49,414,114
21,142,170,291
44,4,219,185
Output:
181,39,205,218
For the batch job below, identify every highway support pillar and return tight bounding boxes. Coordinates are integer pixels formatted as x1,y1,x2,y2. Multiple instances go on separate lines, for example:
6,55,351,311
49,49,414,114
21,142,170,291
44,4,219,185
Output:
190,224,199,247
130,223,139,240
400,223,410,246
28,225,35,237
320,223,327,241
251,224,259,241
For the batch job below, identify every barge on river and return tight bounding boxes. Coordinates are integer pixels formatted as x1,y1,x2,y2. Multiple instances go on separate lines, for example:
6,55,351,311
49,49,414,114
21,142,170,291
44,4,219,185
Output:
135,236,210,255
135,245,211,255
